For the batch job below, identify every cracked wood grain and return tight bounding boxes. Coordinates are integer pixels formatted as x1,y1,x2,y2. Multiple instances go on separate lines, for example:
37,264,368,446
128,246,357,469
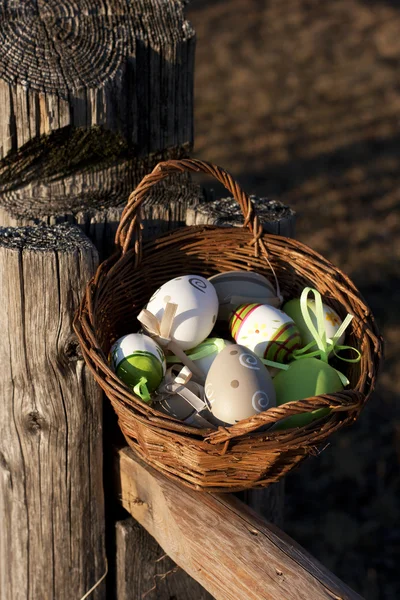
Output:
0,0,195,220
0,224,106,600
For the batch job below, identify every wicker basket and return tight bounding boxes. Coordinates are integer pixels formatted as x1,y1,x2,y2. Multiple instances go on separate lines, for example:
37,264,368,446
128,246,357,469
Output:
74,159,382,492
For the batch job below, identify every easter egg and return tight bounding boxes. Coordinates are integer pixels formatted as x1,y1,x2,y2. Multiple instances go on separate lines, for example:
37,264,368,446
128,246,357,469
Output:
110,333,166,394
273,358,344,429
229,303,302,363
208,270,281,321
283,298,345,348
205,344,276,425
146,275,219,351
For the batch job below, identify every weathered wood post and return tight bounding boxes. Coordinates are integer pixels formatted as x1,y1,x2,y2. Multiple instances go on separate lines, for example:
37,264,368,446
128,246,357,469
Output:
0,224,106,599
0,0,197,258
186,193,296,238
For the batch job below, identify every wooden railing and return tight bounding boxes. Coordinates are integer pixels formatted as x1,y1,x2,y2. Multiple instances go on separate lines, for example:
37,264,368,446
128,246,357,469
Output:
115,446,363,600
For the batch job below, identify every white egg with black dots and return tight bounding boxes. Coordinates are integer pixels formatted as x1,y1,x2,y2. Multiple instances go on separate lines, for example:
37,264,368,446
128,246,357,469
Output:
145,275,219,350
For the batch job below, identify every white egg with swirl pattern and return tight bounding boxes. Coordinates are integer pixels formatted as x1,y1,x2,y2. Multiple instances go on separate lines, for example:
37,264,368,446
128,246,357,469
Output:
204,344,276,425
146,275,219,351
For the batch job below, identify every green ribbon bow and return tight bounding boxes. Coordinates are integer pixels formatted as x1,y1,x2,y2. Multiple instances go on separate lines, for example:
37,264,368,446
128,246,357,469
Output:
291,287,361,385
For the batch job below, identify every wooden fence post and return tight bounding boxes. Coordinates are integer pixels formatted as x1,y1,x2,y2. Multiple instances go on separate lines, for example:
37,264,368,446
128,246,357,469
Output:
115,518,212,600
0,0,197,259
0,2,200,597
0,224,106,599
186,193,296,238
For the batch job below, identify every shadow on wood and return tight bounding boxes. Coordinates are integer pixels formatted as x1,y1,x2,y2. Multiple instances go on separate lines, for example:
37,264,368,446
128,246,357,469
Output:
115,518,212,600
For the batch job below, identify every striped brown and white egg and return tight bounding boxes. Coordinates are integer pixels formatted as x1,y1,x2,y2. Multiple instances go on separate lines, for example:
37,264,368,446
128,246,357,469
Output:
229,303,302,363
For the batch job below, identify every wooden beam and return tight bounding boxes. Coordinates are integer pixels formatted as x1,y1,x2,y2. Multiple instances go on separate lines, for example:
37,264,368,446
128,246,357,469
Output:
0,224,106,599
115,447,364,600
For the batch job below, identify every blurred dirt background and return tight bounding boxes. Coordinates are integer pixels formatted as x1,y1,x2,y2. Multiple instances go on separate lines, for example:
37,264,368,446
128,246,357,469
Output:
186,1,400,598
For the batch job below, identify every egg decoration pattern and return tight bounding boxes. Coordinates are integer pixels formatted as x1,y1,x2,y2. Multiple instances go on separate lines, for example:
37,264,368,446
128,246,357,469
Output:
283,298,345,348
145,275,219,351
205,344,276,425
208,270,282,321
229,303,302,363
110,333,166,400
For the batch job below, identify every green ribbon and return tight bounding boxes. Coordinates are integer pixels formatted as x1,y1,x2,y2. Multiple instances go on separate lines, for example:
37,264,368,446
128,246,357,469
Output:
133,377,151,404
291,287,362,386
166,337,227,363
167,337,289,373
260,358,289,371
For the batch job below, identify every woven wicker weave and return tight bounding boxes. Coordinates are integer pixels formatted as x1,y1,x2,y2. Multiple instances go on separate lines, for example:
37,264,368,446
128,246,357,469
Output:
74,159,383,492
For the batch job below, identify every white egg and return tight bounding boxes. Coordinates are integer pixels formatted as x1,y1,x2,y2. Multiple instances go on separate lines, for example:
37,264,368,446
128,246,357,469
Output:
146,275,219,351
205,344,276,425
193,339,233,377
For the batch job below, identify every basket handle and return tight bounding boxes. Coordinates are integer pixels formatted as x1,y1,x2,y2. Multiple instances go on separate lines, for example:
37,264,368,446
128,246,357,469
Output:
114,159,266,258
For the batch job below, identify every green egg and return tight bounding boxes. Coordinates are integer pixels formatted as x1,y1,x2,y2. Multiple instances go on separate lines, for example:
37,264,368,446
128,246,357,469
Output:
116,352,163,393
273,358,344,429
